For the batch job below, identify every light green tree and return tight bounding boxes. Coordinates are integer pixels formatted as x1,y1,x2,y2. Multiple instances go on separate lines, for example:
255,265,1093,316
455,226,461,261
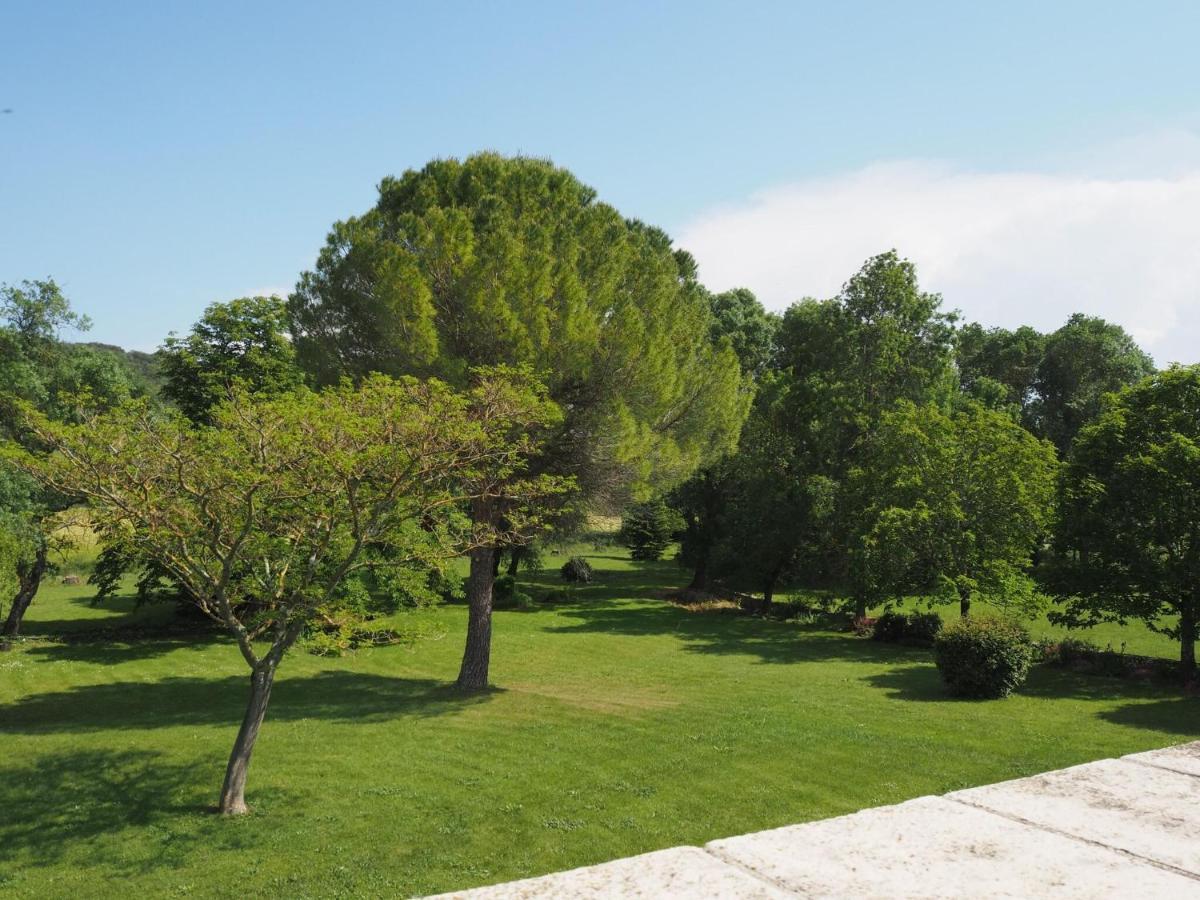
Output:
850,400,1058,617
289,153,747,689
1051,365,1200,676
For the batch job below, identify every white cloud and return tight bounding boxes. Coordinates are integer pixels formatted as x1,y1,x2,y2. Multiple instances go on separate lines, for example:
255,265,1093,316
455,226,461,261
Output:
678,142,1200,366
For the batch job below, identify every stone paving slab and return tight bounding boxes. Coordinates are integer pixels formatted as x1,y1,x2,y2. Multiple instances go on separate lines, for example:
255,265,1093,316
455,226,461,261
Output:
948,757,1200,878
1124,741,1200,778
707,794,1198,899
427,846,794,899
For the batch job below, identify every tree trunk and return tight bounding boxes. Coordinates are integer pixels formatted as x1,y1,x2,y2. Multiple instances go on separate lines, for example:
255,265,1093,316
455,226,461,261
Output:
762,561,784,610
219,662,278,815
2,543,49,638
686,552,709,593
506,546,524,578
1180,602,1197,681
854,596,867,619
491,546,503,579
456,545,496,692
959,588,971,618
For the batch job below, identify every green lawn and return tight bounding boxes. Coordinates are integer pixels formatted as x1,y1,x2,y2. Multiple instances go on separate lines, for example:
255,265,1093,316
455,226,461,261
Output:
2,549,1197,898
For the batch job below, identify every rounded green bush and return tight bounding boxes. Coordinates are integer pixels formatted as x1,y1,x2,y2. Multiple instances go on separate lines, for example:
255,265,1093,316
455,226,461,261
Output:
934,616,1033,699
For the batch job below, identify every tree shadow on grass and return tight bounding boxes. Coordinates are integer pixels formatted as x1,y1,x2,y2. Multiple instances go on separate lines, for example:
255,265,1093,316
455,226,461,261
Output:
22,633,224,664
541,596,926,666
0,671,498,735
1098,696,1200,735
863,661,1200,736
0,748,207,876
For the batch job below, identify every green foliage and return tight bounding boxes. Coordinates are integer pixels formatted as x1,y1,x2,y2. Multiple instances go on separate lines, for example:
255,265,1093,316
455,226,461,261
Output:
906,611,944,646
851,399,1058,615
0,278,91,344
956,322,1045,410
5,369,564,808
669,287,777,590
76,343,164,398
935,616,1034,698
0,278,139,631
158,296,304,424
871,611,910,643
559,556,593,583
290,153,748,506
707,287,779,377
617,499,681,562
871,610,943,646
1051,364,1200,674
767,252,959,608
1027,313,1155,453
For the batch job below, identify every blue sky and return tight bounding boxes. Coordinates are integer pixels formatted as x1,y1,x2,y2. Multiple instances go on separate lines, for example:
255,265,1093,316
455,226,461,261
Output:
3,1,1199,362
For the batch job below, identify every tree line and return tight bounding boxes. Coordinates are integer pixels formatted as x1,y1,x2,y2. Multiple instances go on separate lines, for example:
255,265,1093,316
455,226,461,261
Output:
2,152,1198,813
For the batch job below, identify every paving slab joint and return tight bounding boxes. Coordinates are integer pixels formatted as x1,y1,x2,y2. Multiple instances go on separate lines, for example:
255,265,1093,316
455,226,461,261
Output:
700,844,804,897
945,783,1200,884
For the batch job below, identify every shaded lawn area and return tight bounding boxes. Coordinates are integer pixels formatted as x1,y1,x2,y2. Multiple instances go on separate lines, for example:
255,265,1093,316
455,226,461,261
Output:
2,553,1198,898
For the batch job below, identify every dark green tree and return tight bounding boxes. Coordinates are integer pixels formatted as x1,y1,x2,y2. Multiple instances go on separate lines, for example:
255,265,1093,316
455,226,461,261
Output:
1051,365,1200,677
289,154,747,689
775,251,959,614
1027,313,1154,454
671,288,778,591
956,322,1045,410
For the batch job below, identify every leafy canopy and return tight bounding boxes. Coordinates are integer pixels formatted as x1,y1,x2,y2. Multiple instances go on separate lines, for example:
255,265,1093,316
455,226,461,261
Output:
1051,364,1200,671
851,399,1058,614
289,153,748,504
158,295,304,424
1028,313,1155,453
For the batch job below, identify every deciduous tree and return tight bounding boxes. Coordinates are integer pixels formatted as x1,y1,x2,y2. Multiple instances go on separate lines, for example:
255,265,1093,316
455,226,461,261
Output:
850,400,1058,617
158,295,303,424
1051,365,1200,677
1027,313,1154,453
7,371,561,813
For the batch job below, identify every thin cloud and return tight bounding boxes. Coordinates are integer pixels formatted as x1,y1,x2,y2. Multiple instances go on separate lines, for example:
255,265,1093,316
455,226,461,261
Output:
679,149,1200,366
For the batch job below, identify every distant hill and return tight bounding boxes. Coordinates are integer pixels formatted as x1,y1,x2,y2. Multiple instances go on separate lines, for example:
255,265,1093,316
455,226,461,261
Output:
75,341,164,397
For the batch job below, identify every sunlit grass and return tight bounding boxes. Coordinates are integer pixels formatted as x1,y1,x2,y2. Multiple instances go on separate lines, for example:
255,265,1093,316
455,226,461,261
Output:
2,545,1196,898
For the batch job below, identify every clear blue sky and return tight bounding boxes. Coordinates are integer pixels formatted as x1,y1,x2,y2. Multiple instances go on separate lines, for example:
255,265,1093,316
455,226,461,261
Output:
3,1,1199,353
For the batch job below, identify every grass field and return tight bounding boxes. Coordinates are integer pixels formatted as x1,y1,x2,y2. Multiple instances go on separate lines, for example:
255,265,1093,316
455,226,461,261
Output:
2,547,1197,898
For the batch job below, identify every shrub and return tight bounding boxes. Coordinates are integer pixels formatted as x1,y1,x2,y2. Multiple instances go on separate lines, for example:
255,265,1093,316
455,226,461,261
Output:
905,611,943,647
560,556,593,584
492,574,532,610
934,616,1033,699
616,499,682,561
872,611,909,642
